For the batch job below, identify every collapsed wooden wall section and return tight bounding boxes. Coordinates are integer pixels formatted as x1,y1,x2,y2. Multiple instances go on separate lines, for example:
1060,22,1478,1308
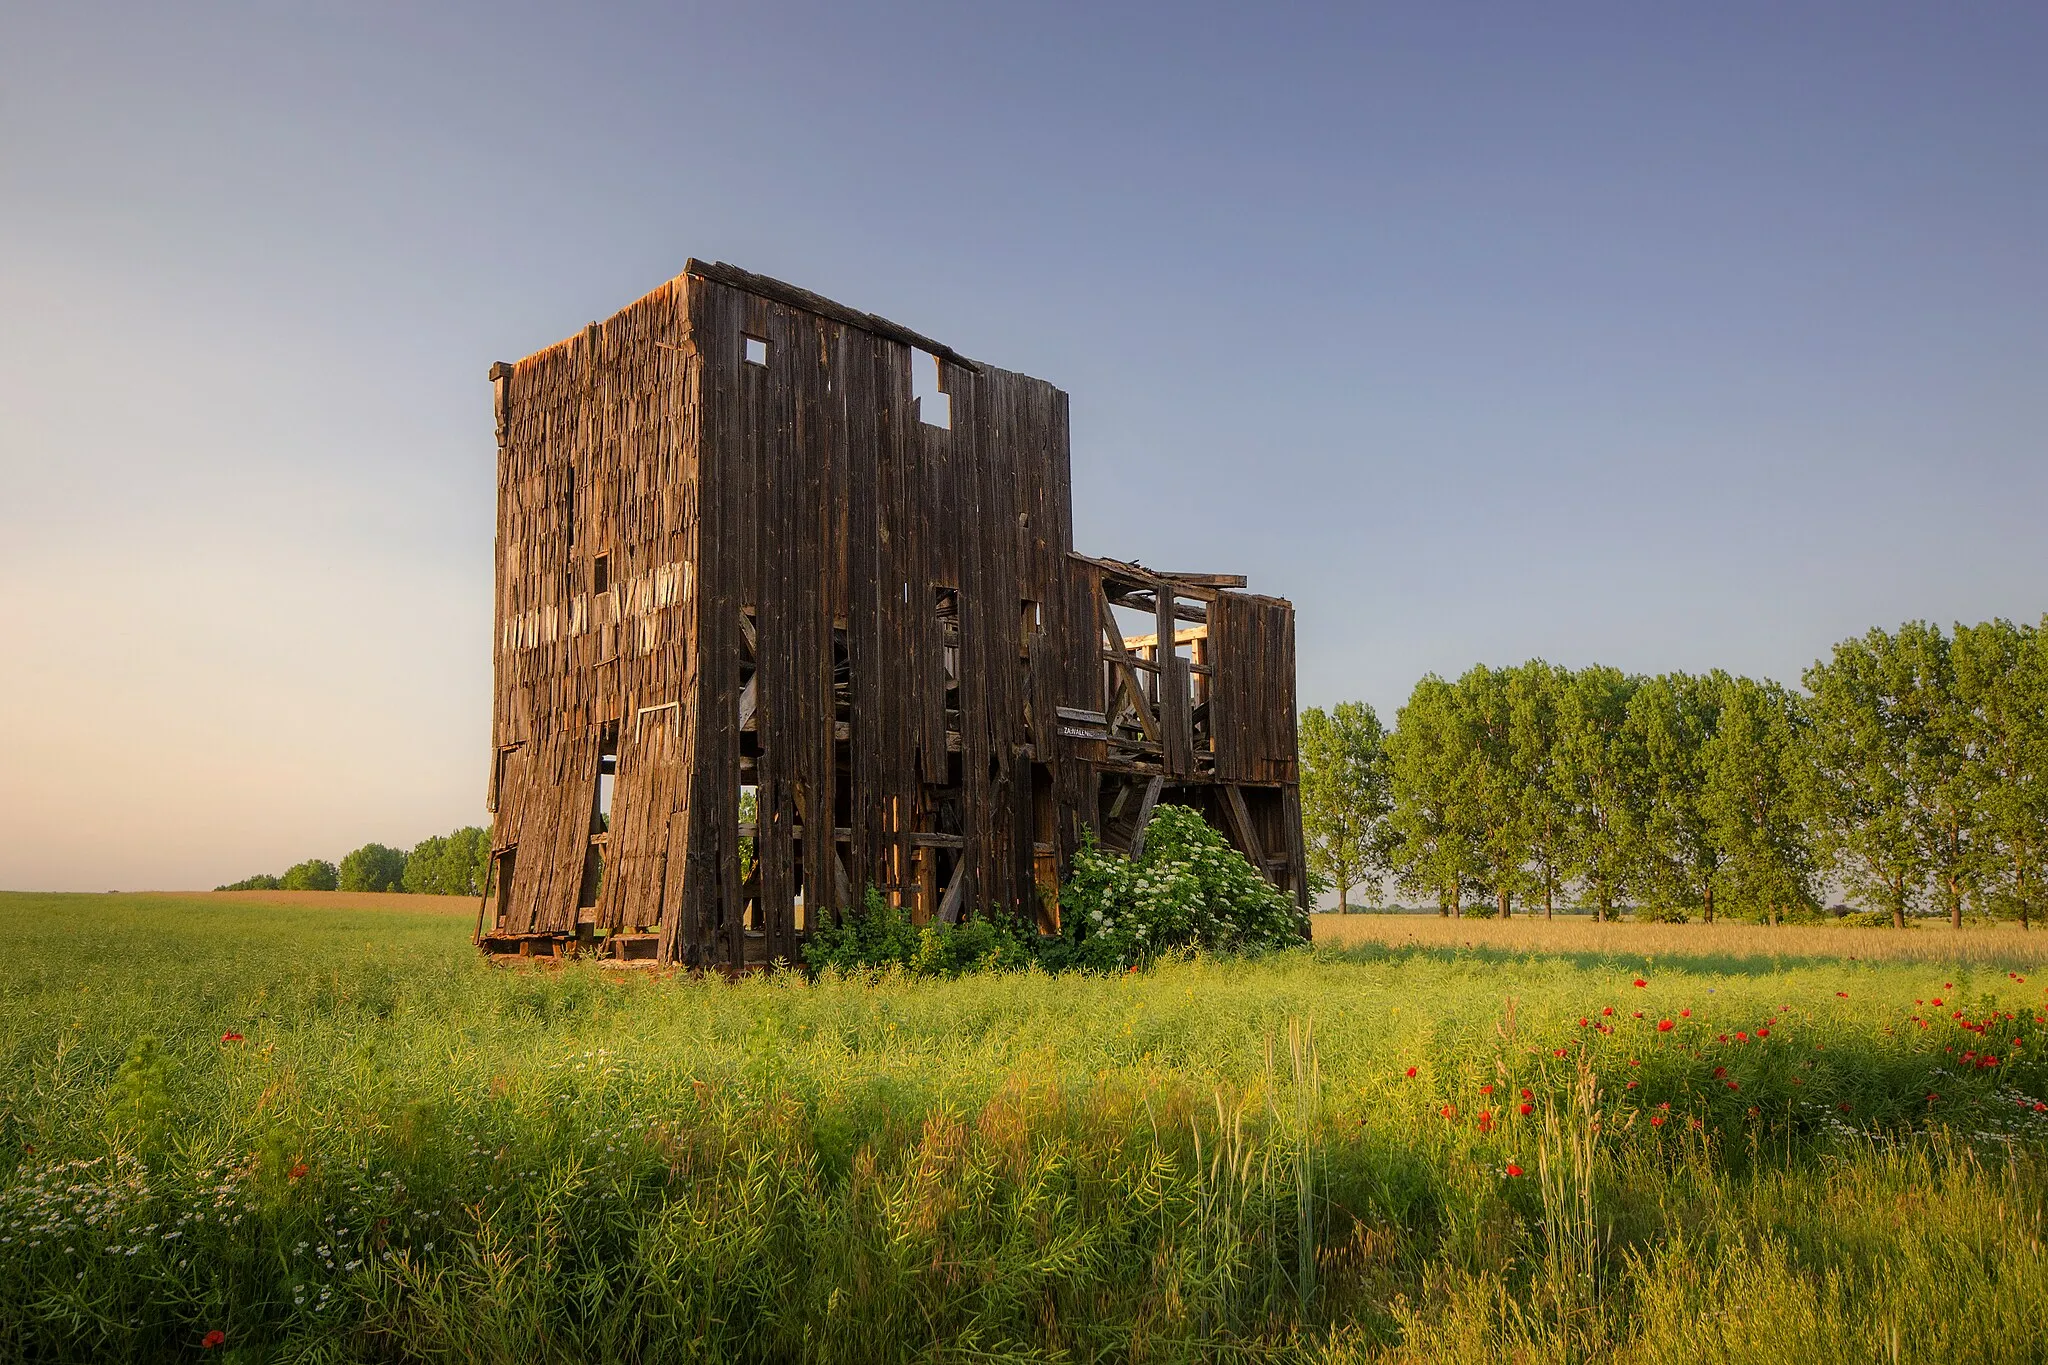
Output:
484,261,1306,967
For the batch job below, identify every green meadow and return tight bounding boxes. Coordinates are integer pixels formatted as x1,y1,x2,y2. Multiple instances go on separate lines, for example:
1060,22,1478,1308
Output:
2,891,2046,1363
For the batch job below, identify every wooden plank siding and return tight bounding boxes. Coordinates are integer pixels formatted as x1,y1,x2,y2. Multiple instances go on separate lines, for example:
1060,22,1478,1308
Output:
484,261,1308,964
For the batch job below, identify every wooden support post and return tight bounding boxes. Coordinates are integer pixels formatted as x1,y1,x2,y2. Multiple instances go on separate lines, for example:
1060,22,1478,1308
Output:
937,855,967,924
1127,776,1165,859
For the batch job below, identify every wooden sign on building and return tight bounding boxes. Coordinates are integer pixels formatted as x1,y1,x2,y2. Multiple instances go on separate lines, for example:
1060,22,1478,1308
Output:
481,261,1305,967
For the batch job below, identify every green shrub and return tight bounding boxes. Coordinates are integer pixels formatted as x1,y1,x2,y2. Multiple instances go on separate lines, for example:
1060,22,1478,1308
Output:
1042,805,1308,971
802,887,1039,977
214,873,281,891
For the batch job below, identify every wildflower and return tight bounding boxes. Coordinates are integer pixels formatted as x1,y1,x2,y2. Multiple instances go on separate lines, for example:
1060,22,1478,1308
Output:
1926,1093,1939,1104
1658,1019,1674,1032
1717,1034,1729,1043
1628,1058,1640,1067
1479,1083,1495,1095
1713,1066,1727,1078
1440,1105,1456,1120
1650,1115,1666,1127
1404,1067,1418,1079
220,1032,244,1044
1602,1006,1614,1017
1932,997,1944,1006
1680,1008,1691,1018
1518,1102,1533,1116
1747,1106,1760,1118
1477,1110,1494,1133
1836,991,1848,998
1553,1048,1567,1057
2035,1102,2046,1113
1735,1031,1749,1042
1578,1017,1590,1028
1726,1080,1740,1091
1519,1087,1532,1100
288,1163,308,1182
1633,979,1647,988
1626,1080,1639,1089
1838,1102,1852,1113
202,1331,226,1349
1505,1164,1524,1177
1756,1027,1770,1038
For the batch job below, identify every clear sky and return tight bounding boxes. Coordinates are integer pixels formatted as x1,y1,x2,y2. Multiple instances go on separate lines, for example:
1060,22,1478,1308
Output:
3,3,2044,891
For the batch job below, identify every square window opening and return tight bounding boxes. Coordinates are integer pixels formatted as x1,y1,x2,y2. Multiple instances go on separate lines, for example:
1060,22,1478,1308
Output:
743,335,769,367
911,347,951,429
593,552,611,595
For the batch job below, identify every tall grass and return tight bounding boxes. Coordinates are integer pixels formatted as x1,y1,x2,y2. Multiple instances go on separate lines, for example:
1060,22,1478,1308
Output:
1,892,2044,1362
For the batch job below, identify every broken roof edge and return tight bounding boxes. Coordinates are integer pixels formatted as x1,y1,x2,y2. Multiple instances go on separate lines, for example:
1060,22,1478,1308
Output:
684,259,982,374
495,261,984,378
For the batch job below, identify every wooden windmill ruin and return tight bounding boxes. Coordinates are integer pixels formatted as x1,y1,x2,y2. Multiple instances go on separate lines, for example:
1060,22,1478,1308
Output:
481,260,1306,967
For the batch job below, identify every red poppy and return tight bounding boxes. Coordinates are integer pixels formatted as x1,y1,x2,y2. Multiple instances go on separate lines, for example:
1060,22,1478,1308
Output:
1628,1058,1641,1067
1633,979,1647,988
1756,1027,1770,1038
288,1162,308,1182
1626,1080,1639,1089
1578,1017,1590,1027
1477,1110,1494,1133
1405,1067,1418,1078
220,1032,244,1044
1603,1006,1615,1017
1836,991,1848,998
1713,1066,1727,1078
1726,1080,1740,1090
1679,1008,1691,1018
2034,1102,2047,1113
202,1331,226,1349
1518,1102,1533,1116
1650,1115,1666,1127
1479,1083,1495,1095
1931,997,1943,1006
1735,1031,1749,1042
1440,1105,1457,1119
1519,1087,1532,1100
1505,1164,1524,1177
1717,1034,1730,1043
1631,1011,1644,1020
1657,1019,1674,1032
1838,1102,1852,1113
1926,1092,1939,1103
1553,1048,1567,1057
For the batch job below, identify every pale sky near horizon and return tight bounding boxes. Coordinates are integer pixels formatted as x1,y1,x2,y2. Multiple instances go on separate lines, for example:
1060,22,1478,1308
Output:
3,3,2044,891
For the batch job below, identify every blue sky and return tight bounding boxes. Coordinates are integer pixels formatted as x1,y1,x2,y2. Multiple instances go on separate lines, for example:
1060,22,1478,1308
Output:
3,3,2044,889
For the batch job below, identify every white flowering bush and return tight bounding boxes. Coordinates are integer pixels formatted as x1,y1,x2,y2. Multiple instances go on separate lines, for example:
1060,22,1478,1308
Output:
1044,805,1309,971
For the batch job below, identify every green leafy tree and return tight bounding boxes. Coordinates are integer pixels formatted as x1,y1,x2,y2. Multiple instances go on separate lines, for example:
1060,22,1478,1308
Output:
1555,666,1641,921
279,859,339,892
1803,626,1936,927
403,827,491,896
338,842,408,893
216,874,282,891
1954,617,2048,928
1298,702,1394,912
1702,675,1818,923
1625,672,1724,921
1387,675,1483,915
1505,661,1572,917
1459,666,1532,918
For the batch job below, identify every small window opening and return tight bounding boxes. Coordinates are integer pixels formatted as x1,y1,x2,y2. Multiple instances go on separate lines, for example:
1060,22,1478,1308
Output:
1022,599,1043,633
595,750,617,831
911,347,951,429
743,335,769,367
564,480,576,549
593,552,611,595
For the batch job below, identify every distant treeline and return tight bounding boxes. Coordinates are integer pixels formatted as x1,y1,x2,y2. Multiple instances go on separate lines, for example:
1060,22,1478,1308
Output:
1300,617,2047,928
217,827,490,897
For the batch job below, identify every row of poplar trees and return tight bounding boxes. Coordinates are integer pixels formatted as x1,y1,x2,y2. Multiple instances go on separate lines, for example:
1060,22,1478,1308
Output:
1299,618,2048,927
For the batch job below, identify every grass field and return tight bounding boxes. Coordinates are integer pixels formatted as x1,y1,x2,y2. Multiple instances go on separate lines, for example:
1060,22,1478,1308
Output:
2,892,2045,1363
